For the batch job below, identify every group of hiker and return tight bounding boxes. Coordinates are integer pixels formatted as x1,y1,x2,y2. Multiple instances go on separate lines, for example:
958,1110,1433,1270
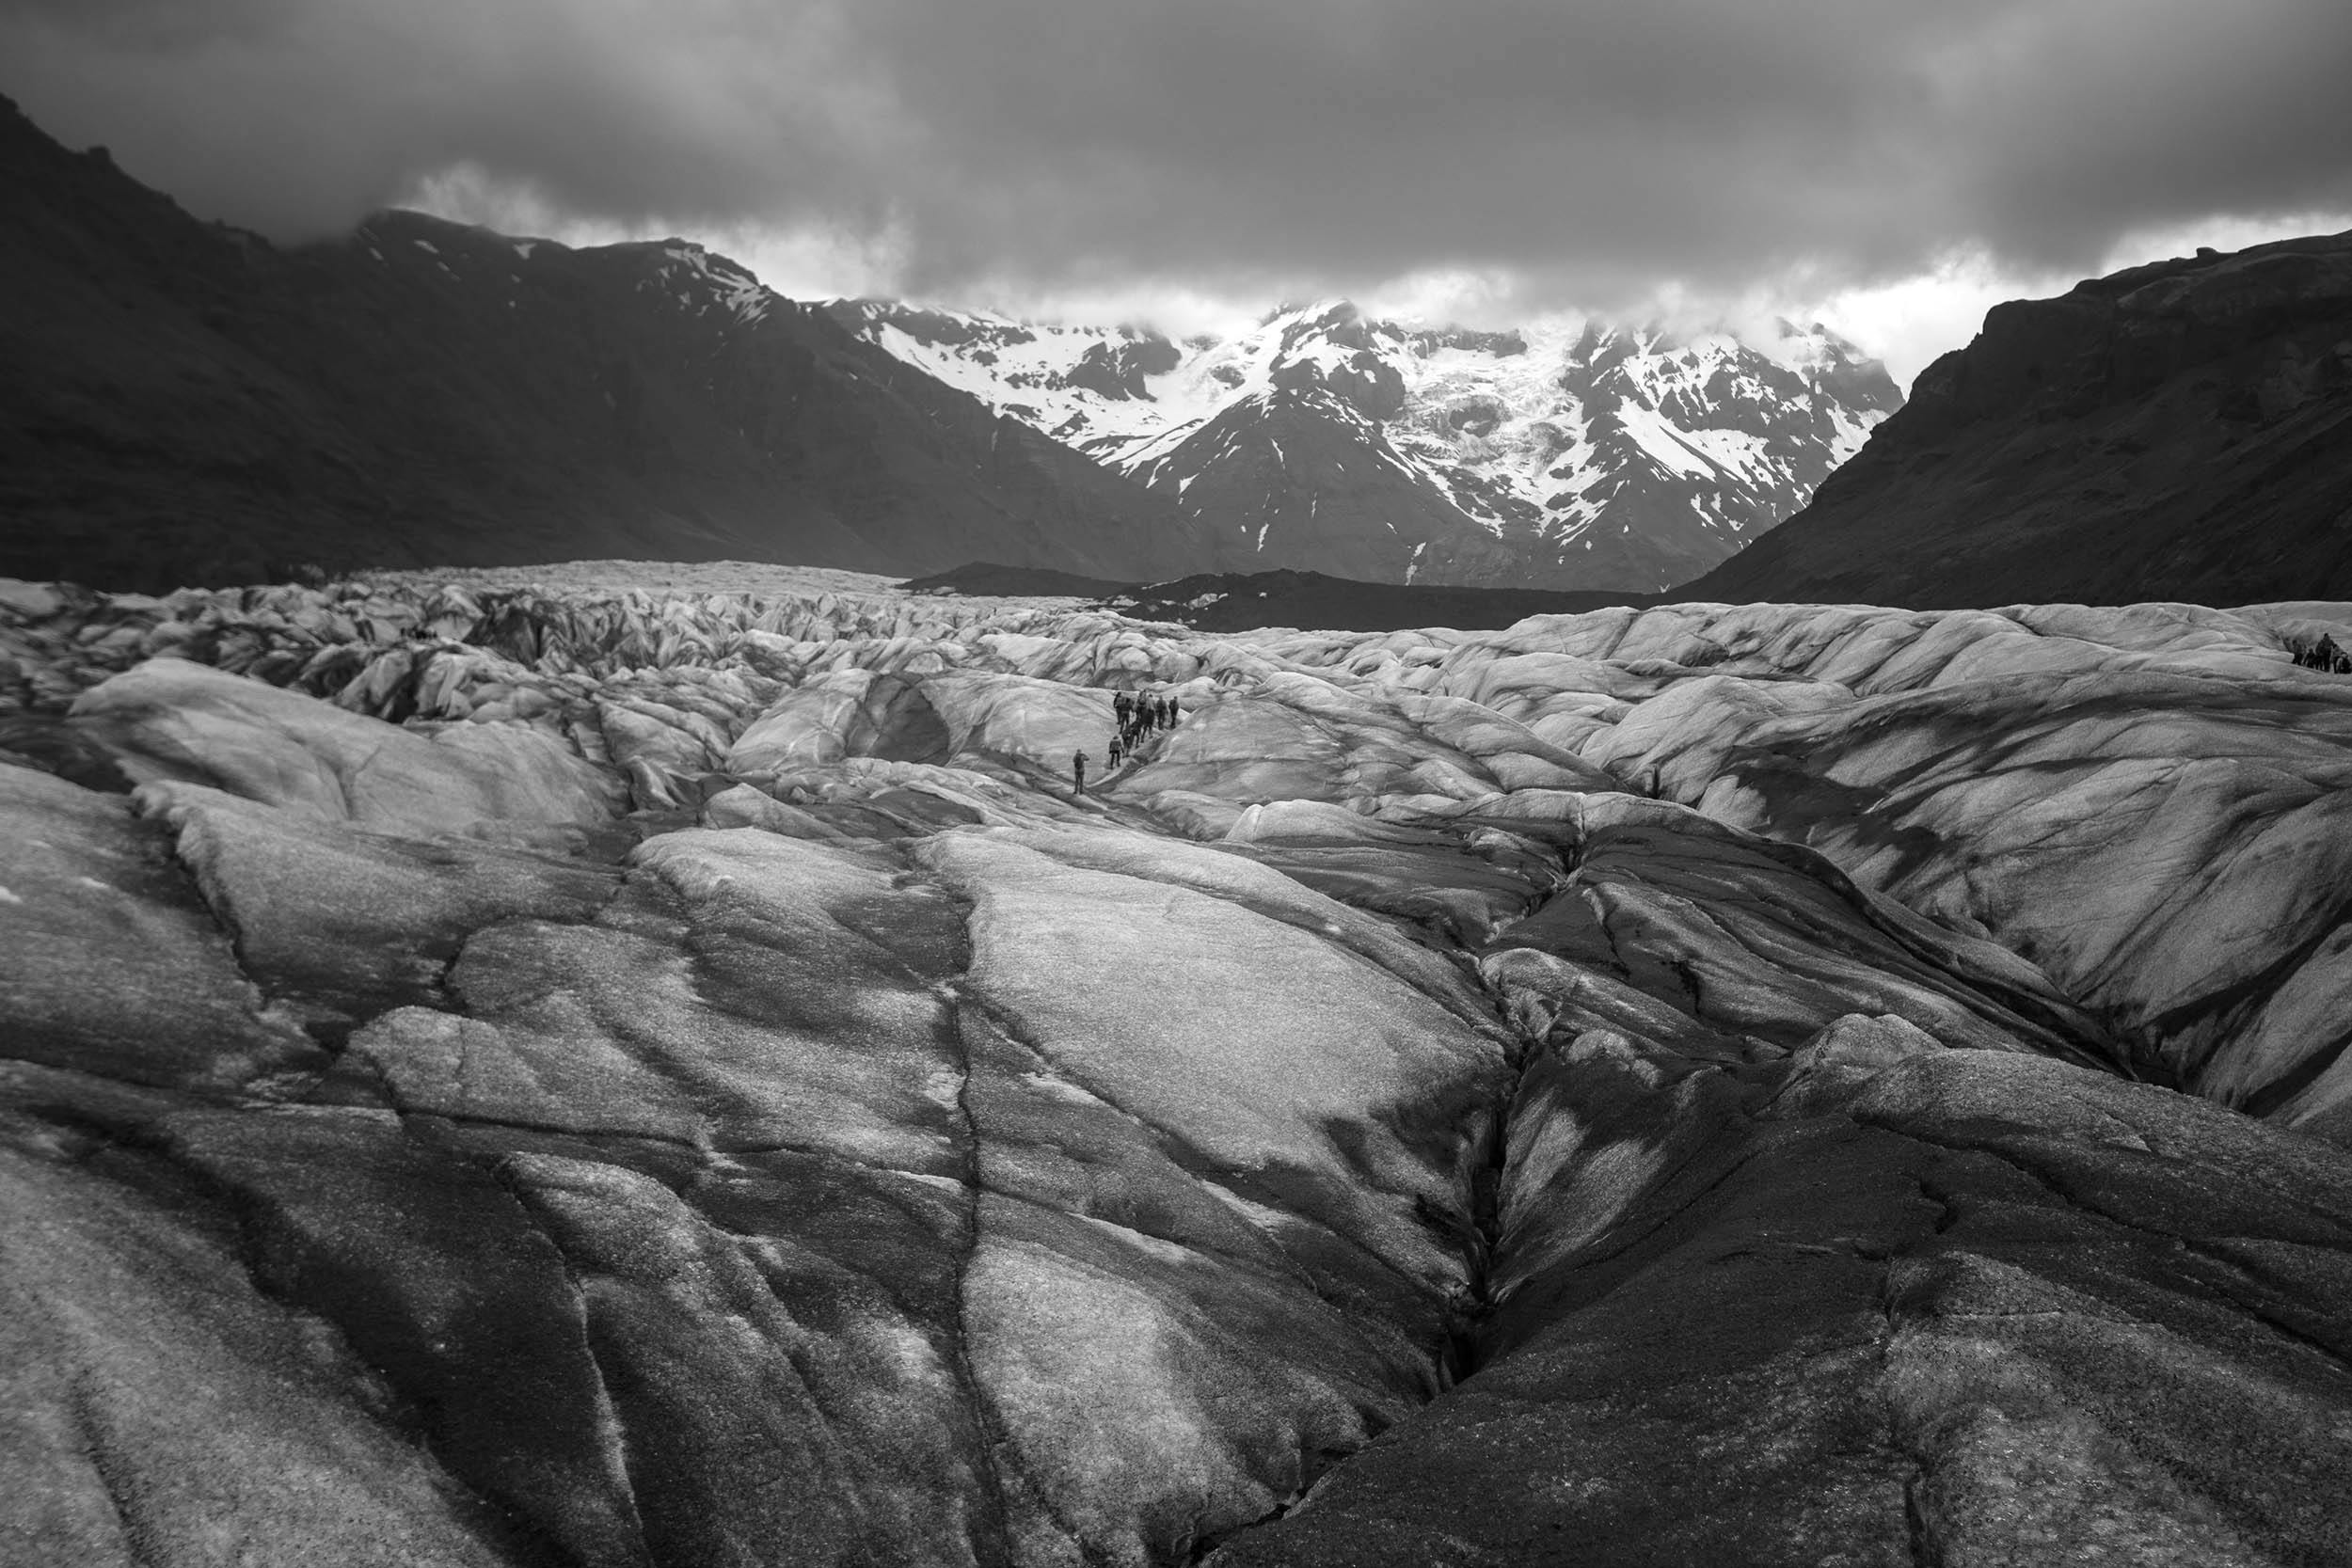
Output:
2292,633,2352,674
1071,689,1183,794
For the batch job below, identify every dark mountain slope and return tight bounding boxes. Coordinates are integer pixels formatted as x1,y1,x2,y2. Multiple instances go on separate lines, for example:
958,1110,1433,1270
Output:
895,560,1646,630
1131,374,1537,587
1098,568,1642,632
899,562,1139,598
0,95,1206,593
1679,230,2352,608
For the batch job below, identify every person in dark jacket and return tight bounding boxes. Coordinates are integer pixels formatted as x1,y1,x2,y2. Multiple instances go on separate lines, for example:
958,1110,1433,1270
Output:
1072,750,1087,795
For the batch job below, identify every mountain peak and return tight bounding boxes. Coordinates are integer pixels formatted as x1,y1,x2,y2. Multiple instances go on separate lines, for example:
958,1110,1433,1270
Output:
836,294,1903,593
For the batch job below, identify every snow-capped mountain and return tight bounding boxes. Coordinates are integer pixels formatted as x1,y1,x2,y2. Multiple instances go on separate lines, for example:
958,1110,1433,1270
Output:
826,299,1901,591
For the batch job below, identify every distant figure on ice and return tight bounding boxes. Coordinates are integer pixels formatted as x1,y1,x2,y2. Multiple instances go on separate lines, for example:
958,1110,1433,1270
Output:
1114,692,1133,728
1108,739,1124,768
1071,750,1087,795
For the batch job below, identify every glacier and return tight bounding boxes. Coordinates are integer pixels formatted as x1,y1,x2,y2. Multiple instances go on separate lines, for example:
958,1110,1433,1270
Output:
4,568,2351,1566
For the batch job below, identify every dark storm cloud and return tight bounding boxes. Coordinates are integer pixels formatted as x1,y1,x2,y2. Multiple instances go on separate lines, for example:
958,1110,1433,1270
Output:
6,0,2350,302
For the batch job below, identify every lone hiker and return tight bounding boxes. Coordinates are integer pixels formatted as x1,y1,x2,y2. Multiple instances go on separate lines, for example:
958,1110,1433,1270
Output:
1072,749,1087,795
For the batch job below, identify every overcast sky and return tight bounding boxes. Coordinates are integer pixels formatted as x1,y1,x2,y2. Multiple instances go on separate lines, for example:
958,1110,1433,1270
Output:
8,0,2350,384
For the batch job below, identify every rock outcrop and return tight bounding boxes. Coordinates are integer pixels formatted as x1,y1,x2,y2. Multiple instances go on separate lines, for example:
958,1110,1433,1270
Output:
1682,230,2352,608
6,567,2352,1565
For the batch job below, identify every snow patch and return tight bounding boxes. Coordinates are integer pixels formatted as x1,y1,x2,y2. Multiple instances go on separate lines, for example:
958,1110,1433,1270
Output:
1613,404,1720,480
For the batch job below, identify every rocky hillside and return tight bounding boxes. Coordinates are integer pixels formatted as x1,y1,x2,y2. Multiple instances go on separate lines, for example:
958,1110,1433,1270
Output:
8,567,2352,1564
0,96,1209,594
831,299,1900,593
1681,230,2352,607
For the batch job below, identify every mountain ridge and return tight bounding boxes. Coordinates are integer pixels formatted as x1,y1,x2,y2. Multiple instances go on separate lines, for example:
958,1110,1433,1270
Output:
1677,229,2352,607
829,296,1901,592
0,93,1214,594
1,89,1900,600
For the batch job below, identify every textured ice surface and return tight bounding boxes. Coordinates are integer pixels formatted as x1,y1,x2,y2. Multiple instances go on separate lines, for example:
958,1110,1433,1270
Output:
6,573,2352,1566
